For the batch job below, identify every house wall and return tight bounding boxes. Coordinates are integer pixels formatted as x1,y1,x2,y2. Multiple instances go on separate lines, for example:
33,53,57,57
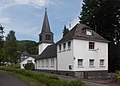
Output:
20,57,35,69
38,43,52,55
36,58,57,70
57,40,74,71
73,39,108,71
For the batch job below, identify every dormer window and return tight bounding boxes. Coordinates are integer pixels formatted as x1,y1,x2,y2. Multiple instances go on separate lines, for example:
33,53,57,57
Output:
86,29,92,35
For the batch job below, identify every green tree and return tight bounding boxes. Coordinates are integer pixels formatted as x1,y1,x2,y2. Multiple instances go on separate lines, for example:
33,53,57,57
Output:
80,0,120,72
63,25,69,37
0,24,4,65
3,30,18,63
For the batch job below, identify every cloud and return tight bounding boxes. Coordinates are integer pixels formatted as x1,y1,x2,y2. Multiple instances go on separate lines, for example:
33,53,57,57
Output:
0,0,53,10
0,17,11,24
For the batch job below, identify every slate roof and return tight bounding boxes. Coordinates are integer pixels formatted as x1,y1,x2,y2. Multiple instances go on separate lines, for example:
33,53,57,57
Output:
57,23,109,44
36,44,57,60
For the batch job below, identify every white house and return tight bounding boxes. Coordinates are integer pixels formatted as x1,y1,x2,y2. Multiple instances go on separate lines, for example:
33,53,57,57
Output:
35,9,109,79
20,52,38,69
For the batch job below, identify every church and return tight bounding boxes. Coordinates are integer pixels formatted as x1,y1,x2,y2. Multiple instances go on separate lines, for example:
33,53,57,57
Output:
35,9,109,78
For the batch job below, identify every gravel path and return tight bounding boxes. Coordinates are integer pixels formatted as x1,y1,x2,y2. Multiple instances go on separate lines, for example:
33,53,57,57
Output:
0,72,30,86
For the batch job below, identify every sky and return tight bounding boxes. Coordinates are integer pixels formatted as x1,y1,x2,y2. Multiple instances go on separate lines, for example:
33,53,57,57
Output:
0,0,83,42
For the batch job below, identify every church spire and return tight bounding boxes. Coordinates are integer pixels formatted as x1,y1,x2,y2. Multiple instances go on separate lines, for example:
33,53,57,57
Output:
41,8,51,33
39,8,54,44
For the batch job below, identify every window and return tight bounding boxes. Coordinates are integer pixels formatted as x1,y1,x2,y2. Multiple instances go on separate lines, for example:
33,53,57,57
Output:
46,35,51,40
46,59,49,67
27,60,32,63
63,43,66,51
89,42,95,49
100,59,104,66
86,30,92,35
68,41,71,50
42,60,44,67
38,60,40,67
51,58,54,67
59,45,61,52
89,59,94,66
78,59,83,67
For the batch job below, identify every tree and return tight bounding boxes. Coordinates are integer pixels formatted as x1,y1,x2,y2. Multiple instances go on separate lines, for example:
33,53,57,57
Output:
3,30,18,63
63,25,69,37
80,0,120,72
0,24,4,65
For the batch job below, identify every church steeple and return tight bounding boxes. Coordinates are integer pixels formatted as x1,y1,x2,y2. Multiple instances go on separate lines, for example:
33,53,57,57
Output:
41,8,51,33
39,8,54,44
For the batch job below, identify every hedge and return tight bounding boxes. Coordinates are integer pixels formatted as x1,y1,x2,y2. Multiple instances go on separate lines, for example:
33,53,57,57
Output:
0,66,88,86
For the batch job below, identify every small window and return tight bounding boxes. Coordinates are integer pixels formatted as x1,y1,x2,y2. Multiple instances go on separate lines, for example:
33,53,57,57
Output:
63,43,66,51
59,45,61,52
46,35,51,40
68,41,71,50
27,60,32,63
78,59,83,67
42,60,44,67
46,59,49,67
89,59,94,66
100,59,104,66
40,35,42,41
51,58,54,67
89,42,95,49
86,30,92,35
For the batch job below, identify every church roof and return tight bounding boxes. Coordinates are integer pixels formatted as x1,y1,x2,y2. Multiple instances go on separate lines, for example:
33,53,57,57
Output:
41,8,51,33
36,44,57,60
57,23,109,44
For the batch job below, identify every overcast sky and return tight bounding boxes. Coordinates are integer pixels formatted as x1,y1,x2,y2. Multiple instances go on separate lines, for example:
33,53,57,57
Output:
0,0,83,42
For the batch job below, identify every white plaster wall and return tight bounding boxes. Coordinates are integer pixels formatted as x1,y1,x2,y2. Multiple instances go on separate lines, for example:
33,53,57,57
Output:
36,58,57,70
38,43,52,55
73,39,108,71
20,57,35,69
57,40,74,71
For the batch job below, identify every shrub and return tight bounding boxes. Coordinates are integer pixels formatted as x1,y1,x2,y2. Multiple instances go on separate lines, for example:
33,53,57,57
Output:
24,63,35,70
0,66,89,86
116,71,120,83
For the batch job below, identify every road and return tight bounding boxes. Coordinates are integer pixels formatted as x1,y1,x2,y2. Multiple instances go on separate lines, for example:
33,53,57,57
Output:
0,72,30,86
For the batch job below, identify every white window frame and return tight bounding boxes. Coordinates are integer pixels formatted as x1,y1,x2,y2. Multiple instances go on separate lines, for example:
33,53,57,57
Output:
78,59,83,67
63,43,66,51
51,58,54,67
89,42,95,50
100,59,105,66
67,41,71,50
89,59,95,67
46,59,49,67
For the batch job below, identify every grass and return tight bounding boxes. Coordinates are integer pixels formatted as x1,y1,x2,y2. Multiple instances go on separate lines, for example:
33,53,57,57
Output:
0,66,89,86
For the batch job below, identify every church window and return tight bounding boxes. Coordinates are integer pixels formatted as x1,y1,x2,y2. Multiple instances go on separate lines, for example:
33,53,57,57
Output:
100,59,104,66
89,42,95,50
63,43,66,51
59,45,61,52
40,35,42,41
51,58,54,67
42,60,44,67
89,59,94,66
46,35,51,40
46,59,49,67
68,41,71,50
78,59,83,67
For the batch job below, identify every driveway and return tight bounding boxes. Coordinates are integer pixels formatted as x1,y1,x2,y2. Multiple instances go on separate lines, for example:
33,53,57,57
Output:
0,72,30,86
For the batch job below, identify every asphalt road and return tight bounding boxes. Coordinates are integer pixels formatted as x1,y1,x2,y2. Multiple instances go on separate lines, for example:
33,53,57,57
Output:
0,72,30,86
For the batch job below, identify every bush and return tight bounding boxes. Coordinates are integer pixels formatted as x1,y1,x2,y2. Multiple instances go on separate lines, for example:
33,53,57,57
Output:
24,63,35,70
0,66,89,86
116,71,120,83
